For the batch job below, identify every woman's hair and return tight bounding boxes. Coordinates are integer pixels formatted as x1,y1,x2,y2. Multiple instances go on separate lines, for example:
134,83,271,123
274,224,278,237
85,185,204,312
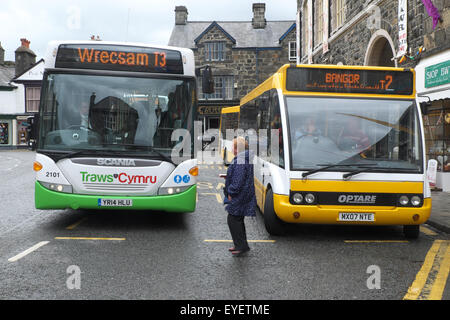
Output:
233,136,248,151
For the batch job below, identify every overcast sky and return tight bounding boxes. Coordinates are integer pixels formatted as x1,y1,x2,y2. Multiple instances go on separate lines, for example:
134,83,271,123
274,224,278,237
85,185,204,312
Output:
0,0,297,61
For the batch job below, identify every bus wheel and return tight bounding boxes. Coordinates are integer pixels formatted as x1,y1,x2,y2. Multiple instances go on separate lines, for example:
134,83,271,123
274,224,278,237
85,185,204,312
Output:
264,189,285,236
403,225,420,239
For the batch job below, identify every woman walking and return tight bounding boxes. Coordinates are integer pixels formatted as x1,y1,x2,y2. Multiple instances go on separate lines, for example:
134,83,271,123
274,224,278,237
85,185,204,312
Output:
222,137,256,256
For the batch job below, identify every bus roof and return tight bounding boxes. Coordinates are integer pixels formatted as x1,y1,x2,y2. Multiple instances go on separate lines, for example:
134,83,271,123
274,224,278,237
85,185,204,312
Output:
240,64,416,105
221,106,240,114
43,40,196,77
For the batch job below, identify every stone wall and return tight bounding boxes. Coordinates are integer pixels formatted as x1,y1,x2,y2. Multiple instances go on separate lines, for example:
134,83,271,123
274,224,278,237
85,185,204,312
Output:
194,25,295,99
298,0,450,68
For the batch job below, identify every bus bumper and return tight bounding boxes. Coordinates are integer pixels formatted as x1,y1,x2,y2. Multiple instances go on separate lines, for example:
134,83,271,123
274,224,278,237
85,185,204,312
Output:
273,194,432,225
35,182,197,213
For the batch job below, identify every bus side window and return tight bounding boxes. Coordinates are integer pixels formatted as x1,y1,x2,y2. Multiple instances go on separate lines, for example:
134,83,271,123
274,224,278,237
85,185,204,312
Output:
270,90,284,168
257,92,270,160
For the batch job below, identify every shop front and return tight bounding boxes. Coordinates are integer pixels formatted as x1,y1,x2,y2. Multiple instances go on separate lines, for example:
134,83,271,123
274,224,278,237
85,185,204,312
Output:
0,119,11,146
197,100,238,132
415,50,450,191
198,105,222,131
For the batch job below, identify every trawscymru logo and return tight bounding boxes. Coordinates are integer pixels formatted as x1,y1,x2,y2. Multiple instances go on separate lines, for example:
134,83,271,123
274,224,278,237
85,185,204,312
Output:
338,195,377,204
80,171,156,184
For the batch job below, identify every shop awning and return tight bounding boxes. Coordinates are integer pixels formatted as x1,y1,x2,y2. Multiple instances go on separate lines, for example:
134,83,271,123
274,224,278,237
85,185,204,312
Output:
415,49,450,102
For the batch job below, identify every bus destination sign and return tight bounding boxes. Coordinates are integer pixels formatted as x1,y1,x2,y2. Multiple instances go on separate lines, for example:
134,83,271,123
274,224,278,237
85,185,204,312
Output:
286,67,414,95
55,44,184,74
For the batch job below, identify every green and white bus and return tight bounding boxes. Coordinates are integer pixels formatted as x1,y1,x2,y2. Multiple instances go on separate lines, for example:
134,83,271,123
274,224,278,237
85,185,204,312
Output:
31,40,210,212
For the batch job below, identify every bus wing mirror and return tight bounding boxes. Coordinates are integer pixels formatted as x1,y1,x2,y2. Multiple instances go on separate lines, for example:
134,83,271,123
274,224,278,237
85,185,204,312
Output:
202,66,215,94
420,102,431,115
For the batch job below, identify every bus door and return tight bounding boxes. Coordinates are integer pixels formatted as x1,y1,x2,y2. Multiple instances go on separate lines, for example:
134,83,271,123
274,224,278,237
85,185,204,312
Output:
254,91,271,209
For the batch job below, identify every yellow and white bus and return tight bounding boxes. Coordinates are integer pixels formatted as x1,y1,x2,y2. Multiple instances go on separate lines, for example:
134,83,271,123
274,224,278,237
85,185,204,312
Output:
235,64,431,239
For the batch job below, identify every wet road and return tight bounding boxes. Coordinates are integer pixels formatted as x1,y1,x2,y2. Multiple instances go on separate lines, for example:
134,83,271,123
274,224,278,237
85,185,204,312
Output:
0,150,449,302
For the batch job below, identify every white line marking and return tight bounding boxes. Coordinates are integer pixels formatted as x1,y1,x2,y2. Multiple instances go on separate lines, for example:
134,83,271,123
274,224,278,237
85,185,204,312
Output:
8,241,50,262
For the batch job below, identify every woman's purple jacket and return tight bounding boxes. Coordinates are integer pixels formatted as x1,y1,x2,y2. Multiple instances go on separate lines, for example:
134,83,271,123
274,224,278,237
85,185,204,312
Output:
223,150,257,217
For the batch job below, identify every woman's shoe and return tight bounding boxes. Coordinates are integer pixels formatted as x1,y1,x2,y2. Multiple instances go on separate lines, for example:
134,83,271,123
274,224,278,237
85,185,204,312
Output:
228,247,235,252
231,248,250,256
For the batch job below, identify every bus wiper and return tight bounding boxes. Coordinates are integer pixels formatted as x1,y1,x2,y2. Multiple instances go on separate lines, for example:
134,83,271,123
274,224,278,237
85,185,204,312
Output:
302,163,376,179
129,145,174,164
101,143,174,164
343,167,419,180
53,149,103,162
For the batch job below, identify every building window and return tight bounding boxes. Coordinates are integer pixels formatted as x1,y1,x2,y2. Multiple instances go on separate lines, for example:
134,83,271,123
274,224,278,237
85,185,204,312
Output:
199,76,234,100
333,0,346,31
26,87,41,113
315,0,324,46
289,41,297,61
204,42,226,62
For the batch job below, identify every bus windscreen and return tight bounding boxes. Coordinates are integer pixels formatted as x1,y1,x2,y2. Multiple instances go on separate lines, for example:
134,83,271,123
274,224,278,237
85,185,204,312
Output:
286,67,414,95
55,44,184,74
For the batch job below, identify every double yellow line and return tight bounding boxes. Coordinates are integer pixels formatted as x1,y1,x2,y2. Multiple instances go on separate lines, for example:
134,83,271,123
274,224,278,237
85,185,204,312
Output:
404,240,450,300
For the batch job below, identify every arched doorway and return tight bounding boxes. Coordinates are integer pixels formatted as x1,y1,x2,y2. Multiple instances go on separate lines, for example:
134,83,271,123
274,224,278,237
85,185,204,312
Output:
364,30,397,67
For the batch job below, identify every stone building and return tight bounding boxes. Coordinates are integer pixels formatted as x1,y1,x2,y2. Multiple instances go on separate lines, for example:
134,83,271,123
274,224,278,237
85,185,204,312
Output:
296,0,450,191
168,3,296,130
0,39,43,148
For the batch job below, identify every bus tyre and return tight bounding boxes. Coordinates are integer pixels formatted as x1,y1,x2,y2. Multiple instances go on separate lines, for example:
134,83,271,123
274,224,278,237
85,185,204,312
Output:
403,225,420,239
264,189,285,236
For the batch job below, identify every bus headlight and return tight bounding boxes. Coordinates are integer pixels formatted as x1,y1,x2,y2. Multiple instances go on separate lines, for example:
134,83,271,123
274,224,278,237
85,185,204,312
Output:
399,195,409,206
292,193,303,204
158,185,191,195
305,193,316,204
411,196,422,207
40,181,73,194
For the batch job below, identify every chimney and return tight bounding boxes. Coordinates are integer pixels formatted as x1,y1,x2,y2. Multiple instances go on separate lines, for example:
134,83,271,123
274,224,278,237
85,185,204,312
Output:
252,3,266,29
15,38,36,77
175,6,188,25
0,42,4,65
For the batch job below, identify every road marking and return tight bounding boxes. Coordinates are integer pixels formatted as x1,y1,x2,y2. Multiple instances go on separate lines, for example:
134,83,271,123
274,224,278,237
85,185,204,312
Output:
55,237,126,241
428,242,450,300
344,240,409,243
66,217,88,230
404,240,450,300
204,239,276,243
201,192,223,203
420,226,438,236
216,183,225,190
8,241,50,262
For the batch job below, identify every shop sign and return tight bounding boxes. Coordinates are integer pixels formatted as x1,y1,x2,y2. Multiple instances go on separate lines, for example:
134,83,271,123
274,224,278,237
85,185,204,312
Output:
425,60,450,88
198,106,221,115
398,0,408,56
427,159,438,188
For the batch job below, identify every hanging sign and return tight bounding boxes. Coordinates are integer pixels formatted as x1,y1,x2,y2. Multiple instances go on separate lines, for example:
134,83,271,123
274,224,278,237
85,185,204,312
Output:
398,0,408,57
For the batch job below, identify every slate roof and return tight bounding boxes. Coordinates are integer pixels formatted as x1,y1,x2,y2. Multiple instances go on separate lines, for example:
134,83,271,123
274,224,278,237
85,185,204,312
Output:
169,21,295,49
0,64,16,88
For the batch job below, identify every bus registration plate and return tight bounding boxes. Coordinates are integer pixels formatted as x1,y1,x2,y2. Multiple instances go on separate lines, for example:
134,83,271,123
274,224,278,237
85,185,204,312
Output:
98,199,133,207
338,213,374,222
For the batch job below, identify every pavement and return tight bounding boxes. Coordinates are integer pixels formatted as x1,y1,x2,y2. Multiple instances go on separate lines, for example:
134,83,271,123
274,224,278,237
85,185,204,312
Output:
429,191,450,234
